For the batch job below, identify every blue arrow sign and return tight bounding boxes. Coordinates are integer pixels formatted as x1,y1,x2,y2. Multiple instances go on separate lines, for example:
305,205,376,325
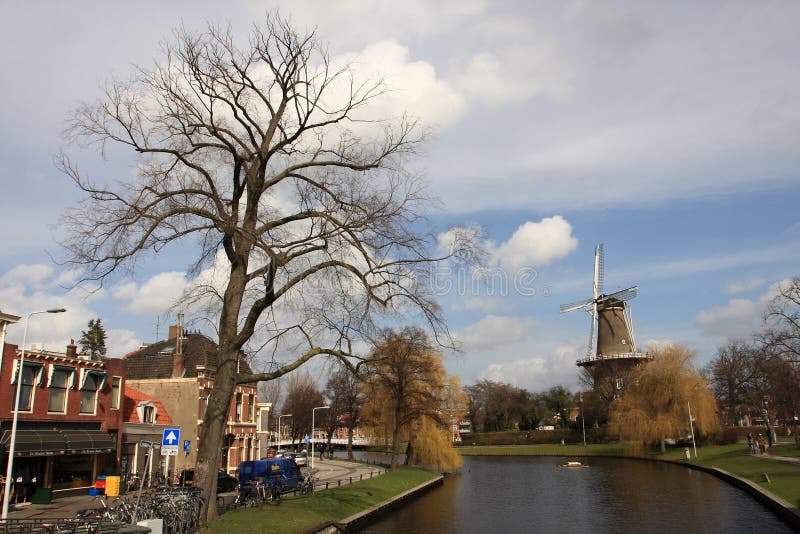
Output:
163,428,181,446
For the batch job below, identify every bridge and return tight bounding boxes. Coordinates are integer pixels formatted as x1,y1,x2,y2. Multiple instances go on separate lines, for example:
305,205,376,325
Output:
269,436,373,449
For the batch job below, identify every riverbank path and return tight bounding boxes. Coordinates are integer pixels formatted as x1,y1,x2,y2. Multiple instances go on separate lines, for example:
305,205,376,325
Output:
3,457,385,520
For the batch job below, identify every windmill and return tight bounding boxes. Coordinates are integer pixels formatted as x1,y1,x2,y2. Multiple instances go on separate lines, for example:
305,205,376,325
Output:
560,244,650,369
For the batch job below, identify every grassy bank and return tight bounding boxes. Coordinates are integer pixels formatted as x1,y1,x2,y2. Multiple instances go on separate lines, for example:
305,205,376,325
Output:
458,440,800,507
204,467,439,534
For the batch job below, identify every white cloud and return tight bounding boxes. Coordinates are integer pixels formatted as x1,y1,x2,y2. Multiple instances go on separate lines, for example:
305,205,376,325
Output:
451,297,513,313
695,299,762,339
694,278,791,339
328,40,465,132
478,344,580,391
493,216,578,271
724,278,766,294
0,264,54,288
456,314,536,350
111,272,189,315
453,43,575,106
107,328,142,357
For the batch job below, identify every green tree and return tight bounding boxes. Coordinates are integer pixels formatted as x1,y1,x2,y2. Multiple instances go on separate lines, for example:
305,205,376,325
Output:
79,318,107,359
608,344,719,453
540,385,573,429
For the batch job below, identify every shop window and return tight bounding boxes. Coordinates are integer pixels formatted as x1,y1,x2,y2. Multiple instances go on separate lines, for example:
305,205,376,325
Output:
80,373,102,414
111,376,122,410
48,368,72,413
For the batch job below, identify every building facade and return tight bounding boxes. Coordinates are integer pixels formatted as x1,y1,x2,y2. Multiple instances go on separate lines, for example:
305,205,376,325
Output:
124,325,259,475
0,340,124,497
120,387,173,481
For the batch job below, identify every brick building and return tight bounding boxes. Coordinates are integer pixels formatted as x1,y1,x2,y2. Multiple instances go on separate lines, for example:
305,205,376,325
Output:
124,325,259,475
0,340,125,497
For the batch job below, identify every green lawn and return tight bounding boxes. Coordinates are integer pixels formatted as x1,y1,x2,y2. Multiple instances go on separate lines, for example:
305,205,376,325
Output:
458,440,800,508
204,467,439,534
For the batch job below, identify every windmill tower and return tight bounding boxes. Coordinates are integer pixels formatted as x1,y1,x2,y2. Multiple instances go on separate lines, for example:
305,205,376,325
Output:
560,244,651,396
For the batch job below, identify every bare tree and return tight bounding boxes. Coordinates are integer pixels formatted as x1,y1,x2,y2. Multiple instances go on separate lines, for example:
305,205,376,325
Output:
704,340,762,426
762,278,800,363
59,15,455,521
281,370,324,445
324,364,364,459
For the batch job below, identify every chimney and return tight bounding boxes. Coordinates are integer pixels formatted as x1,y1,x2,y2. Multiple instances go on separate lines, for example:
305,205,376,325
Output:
66,339,77,358
168,325,181,339
171,313,185,378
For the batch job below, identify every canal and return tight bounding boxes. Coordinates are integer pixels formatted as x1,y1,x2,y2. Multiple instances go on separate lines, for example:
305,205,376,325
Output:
354,455,793,533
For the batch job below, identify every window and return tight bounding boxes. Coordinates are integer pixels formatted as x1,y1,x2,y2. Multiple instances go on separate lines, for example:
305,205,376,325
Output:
235,393,243,422
201,388,211,419
247,395,255,422
80,373,102,414
143,405,155,423
48,368,72,413
110,377,121,410
11,364,37,412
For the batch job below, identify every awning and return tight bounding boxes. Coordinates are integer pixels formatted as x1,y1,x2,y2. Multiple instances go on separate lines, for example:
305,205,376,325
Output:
0,430,66,457
62,429,116,454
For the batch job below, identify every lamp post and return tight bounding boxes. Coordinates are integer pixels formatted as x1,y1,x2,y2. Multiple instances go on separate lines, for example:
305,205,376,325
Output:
311,406,330,469
277,414,292,453
2,308,66,519
687,400,698,459
580,393,586,447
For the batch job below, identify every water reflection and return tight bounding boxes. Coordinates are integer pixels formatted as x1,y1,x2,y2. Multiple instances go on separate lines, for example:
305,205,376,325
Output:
355,455,792,533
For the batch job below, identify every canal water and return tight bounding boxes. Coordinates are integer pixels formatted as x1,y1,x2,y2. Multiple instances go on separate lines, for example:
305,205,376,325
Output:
355,455,793,533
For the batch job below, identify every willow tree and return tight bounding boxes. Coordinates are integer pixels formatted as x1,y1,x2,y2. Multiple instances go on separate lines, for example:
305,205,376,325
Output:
608,345,719,453
361,327,456,469
59,15,453,521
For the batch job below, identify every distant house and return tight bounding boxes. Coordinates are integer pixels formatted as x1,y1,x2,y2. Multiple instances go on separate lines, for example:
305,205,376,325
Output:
0,339,124,496
121,387,173,478
124,323,259,475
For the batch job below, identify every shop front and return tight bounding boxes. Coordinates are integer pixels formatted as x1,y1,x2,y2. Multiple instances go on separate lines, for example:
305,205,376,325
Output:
1,428,117,497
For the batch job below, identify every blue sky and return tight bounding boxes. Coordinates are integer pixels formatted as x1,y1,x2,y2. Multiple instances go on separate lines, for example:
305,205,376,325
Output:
1,1,799,392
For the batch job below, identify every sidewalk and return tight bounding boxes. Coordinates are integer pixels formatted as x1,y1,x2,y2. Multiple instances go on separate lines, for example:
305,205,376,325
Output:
4,458,385,520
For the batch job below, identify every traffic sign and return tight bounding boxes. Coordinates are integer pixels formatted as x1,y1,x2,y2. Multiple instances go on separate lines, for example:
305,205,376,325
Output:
303,435,310,444
161,428,180,456
162,428,180,446
183,440,191,454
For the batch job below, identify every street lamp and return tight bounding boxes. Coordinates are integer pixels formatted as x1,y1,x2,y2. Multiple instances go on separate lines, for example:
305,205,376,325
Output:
277,414,292,453
2,308,66,519
311,406,330,469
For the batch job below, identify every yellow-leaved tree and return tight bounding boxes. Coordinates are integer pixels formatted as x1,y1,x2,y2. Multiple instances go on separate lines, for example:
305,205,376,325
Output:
361,327,464,471
608,344,719,453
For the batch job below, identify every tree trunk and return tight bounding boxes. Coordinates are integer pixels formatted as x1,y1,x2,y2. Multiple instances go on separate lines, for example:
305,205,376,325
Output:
660,438,666,454
404,440,413,466
391,406,402,470
195,266,247,523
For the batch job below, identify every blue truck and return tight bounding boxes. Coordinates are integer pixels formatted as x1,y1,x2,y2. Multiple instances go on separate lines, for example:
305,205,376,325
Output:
237,458,303,497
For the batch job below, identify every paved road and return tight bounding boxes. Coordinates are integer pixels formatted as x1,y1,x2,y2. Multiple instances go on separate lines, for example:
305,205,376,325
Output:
4,458,387,520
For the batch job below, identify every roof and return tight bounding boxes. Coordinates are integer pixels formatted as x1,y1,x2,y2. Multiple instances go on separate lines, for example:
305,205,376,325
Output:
123,332,252,380
122,386,174,425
